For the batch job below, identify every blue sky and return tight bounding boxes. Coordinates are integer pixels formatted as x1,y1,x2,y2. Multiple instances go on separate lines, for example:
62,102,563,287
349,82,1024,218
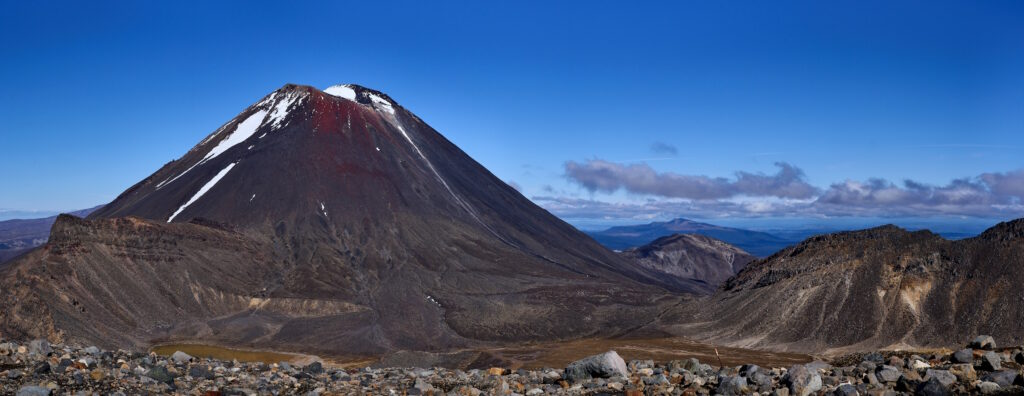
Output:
2,1,1023,230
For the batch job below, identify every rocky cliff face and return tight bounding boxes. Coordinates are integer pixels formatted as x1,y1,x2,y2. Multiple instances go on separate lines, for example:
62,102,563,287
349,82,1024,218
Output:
0,206,102,264
0,84,694,359
621,233,756,293
657,221,1024,354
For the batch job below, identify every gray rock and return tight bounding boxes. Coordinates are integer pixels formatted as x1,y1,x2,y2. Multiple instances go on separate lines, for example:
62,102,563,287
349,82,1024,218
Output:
804,360,831,372
865,371,880,386
644,373,669,385
863,352,884,364
952,348,973,364
981,351,1001,371
679,357,702,372
783,364,822,396
33,362,51,375
950,363,977,382
915,377,951,396
832,383,857,396
924,369,956,387
27,339,51,356
303,361,324,374
189,365,215,380
876,365,901,383
82,346,100,355
981,370,1018,387
750,371,773,389
977,381,1000,394
563,350,628,382
970,335,996,350
171,350,192,364
16,386,51,396
414,378,434,393
716,375,749,396
145,366,177,384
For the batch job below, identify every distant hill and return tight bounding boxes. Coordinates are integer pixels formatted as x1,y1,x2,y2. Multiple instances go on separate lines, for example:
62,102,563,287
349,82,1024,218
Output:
0,205,102,264
621,233,756,293
587,218,797,257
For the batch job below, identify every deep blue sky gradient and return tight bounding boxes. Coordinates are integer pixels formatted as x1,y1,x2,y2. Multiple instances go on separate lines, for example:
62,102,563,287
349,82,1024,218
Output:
2,1,1022,229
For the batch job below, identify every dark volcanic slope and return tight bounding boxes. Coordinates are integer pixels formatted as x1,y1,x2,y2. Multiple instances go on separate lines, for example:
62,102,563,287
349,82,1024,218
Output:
0,206,101,264
1,84,693,357
621,234,755,293
656,220,1024,354
588,218,794,257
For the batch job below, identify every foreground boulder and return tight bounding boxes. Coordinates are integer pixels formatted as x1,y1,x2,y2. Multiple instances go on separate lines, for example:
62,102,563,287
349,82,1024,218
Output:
953,348,973,363
783,364,822,396
562,350,628,382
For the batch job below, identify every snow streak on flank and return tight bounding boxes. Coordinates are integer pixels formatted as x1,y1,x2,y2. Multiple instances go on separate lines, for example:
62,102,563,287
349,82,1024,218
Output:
160,90,293,190
367,93,395,114
168,162,237,222
198,122,231,147
266,91,306,129
203,109,268,163
324,85,357,101
249,194,256,203
319,201,328,217
156,161,202,189
426,295,442,308
390,118,513,247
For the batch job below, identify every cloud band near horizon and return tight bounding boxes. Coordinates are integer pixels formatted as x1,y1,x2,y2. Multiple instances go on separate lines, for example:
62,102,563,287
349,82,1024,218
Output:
550,159,1024,219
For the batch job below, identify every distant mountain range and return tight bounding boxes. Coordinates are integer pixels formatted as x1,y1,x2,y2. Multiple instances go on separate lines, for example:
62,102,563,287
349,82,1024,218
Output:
0,206,102,264
587,218,802,257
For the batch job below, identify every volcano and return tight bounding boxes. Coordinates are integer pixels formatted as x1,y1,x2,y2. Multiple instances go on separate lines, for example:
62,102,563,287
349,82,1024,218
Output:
1,84,699,361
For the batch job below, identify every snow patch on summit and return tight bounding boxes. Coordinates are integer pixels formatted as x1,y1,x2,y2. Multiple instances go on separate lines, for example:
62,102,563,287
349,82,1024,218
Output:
367,93,395,114
266,91,306,129
324,85,357,101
